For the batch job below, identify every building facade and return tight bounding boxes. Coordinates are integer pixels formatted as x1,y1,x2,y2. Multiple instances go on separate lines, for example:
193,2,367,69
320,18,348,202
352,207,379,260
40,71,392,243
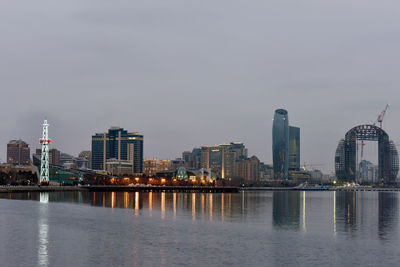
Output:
273,109,289,179
91,127,143,173
158,160,172,172
78,151,92,169
234,156,260,183
273,109,300,179
191,148,202,169
182,151,193,168
106,159,133,176
288,126,300,171
143,158,158,177
49,148,61,165
197,142,248,179
7,140,30,165
359,160,379,183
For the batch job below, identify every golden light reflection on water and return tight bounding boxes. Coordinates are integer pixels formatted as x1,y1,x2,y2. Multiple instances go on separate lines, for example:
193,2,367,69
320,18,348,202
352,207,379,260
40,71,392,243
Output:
161,192,166,219
201,194,205,220
173,193,177,220
149,192,153,216
33,191,239,222
111,192,116,209
135,192,139,215
192,193,196,221
209,194,213,221
221,193,224,222
124,192,129,209
184,193,188,209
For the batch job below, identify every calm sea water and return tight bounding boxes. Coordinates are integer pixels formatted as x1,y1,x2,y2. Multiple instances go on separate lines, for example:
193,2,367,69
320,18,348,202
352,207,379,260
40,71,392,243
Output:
0,191,399,266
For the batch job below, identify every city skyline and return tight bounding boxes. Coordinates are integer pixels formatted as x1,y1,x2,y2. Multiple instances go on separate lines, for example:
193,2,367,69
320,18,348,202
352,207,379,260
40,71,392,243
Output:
1,1,400,173
0,107,398,174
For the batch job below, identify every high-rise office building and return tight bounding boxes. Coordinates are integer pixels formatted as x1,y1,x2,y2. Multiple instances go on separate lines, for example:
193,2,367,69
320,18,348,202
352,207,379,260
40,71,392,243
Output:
49,148,61,165
7,140,31,165
191,148,202,169
273,109,301,179
273,109,289,179
199,142,248,179
182,151,193,168
288,126,300,171
91,127,143,173
234,156,260,183
35,148,61,165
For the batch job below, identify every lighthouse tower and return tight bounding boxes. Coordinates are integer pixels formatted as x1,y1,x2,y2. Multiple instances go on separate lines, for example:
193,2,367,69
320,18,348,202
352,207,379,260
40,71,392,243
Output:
40,120,51,185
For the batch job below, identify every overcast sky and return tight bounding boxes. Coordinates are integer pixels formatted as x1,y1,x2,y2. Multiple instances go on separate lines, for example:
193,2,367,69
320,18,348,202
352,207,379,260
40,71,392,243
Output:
1,0,400,173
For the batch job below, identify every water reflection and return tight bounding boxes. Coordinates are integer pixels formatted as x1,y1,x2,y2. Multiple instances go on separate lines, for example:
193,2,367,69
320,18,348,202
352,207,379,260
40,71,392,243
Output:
302,191,306,232
333,191,336,236
378,192,398,239
273,191,300,229
149,192,153,216
161,192,165,219
173,193,177,220
135,192,139,215
1,190,399,239
38,193,49,267
2,191,400,266
335,192,357,232
191,193,196,222
209,194,213,221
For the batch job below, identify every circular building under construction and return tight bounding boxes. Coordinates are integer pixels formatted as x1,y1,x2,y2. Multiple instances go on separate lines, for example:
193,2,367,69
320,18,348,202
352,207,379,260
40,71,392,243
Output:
335,124,399,184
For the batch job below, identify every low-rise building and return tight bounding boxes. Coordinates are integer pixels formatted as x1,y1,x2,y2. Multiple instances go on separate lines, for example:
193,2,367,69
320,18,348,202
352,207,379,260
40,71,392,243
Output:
143,158,158,177
106,159,133,176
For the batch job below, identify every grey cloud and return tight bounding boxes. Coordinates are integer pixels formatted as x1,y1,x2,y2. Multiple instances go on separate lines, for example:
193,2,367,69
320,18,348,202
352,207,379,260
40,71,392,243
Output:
1,0,400,172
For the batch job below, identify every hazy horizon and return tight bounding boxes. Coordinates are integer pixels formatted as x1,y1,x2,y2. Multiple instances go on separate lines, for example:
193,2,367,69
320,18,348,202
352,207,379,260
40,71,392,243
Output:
1,0,400,173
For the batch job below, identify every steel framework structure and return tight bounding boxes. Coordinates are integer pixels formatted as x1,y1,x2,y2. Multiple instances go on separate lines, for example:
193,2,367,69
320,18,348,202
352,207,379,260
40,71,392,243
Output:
335,124,399,183
40,120,51,183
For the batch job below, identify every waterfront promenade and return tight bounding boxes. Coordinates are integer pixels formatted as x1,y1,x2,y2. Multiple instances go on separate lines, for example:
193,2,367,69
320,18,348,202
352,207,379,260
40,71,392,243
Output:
0,185,240,193
1,185,400,193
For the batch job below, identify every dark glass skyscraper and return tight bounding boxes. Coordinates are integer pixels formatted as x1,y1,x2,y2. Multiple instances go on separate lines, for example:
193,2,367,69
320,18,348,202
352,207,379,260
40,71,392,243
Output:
289,126,300,171
91,127,143,173
273,109,289,179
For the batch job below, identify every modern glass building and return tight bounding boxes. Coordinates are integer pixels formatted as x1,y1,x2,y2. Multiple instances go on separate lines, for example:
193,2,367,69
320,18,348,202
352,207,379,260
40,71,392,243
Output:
91,127,143,173
289,126,300,171
273,109,289,179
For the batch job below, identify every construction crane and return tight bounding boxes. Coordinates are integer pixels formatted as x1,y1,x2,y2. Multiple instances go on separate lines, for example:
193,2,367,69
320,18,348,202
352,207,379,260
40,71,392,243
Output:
359,140,365,160
373,104,389,128
362,104,390,160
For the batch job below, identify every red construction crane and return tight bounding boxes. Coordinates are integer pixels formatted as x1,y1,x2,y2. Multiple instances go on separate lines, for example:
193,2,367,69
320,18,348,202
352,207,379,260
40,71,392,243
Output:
374,104,389,128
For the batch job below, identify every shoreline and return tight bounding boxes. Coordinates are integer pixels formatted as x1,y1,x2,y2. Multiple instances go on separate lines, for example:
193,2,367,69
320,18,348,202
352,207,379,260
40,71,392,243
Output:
1,185,400,193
